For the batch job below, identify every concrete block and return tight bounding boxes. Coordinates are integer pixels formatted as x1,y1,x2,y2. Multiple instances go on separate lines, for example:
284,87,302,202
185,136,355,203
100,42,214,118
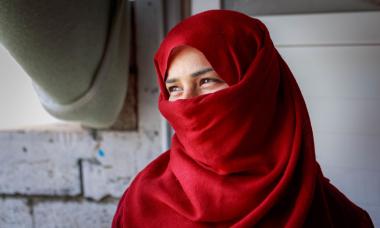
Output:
0,198,33,228
82,159,131,200
82,131,161,200
0,129,95,196
33,200,117,228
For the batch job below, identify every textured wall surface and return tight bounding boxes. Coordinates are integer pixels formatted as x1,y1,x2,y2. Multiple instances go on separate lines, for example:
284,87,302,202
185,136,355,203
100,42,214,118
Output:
0,126,161,228
0,1,163,227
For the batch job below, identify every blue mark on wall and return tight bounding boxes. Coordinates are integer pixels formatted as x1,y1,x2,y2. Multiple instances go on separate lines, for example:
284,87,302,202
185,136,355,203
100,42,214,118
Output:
98,149,105,157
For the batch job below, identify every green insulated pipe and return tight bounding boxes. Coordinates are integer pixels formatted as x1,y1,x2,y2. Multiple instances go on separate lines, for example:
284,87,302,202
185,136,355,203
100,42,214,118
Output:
0,0,130,128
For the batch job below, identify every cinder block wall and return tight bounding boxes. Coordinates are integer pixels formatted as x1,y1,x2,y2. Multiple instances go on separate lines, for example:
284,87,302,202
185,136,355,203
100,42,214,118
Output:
0,1,164,227
0,125,161,228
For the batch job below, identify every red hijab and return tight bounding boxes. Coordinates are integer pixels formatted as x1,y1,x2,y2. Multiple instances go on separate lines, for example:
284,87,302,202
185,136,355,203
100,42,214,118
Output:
113,10,373,227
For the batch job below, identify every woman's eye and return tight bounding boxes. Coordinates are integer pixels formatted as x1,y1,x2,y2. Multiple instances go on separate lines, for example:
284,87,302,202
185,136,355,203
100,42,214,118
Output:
168,86,182,93
200,78,220,86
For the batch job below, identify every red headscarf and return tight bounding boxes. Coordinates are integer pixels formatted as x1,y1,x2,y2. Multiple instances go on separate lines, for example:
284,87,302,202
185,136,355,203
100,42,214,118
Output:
113,10,373,227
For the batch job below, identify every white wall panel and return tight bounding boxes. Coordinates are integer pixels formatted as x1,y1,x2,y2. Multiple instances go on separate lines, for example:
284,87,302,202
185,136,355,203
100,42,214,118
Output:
279,46,380,98
224,0,380,16
314,132,380,170
305,97,379,135
256,12,380,226
258,12,380,46
321,165,380,205
192,0,221,15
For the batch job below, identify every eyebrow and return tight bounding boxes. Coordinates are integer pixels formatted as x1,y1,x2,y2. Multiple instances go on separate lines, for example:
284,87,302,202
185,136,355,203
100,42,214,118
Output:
165,67,214,83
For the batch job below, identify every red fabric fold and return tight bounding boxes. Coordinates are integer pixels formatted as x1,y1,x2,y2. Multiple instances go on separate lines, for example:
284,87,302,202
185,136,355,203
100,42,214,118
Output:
113,10,373,227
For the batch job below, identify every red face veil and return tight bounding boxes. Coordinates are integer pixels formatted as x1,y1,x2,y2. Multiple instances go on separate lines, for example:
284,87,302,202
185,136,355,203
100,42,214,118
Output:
112,10,373,228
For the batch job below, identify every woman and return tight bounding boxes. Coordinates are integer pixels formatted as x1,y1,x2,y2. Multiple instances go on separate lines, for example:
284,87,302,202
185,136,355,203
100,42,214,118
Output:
113,10,373,227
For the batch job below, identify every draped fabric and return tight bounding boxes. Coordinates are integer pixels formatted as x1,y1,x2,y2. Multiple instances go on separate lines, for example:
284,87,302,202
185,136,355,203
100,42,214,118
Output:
113,10,373,227
0,0,130,128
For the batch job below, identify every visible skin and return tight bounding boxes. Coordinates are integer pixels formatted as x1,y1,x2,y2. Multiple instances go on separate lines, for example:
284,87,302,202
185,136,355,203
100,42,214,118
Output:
165,46,229,101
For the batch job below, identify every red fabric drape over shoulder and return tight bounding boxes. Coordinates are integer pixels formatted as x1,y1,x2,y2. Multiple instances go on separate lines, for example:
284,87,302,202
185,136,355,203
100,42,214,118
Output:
113,10,373,227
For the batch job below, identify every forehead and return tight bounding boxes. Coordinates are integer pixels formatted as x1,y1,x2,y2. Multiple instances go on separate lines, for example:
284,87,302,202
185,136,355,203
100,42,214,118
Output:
166,46,212,79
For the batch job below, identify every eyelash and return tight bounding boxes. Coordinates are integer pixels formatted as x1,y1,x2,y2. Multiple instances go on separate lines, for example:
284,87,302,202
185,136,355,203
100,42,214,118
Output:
167,78,221,93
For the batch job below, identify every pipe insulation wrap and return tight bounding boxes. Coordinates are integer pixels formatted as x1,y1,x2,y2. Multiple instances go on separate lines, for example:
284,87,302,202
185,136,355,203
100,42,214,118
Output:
0,0,131,128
